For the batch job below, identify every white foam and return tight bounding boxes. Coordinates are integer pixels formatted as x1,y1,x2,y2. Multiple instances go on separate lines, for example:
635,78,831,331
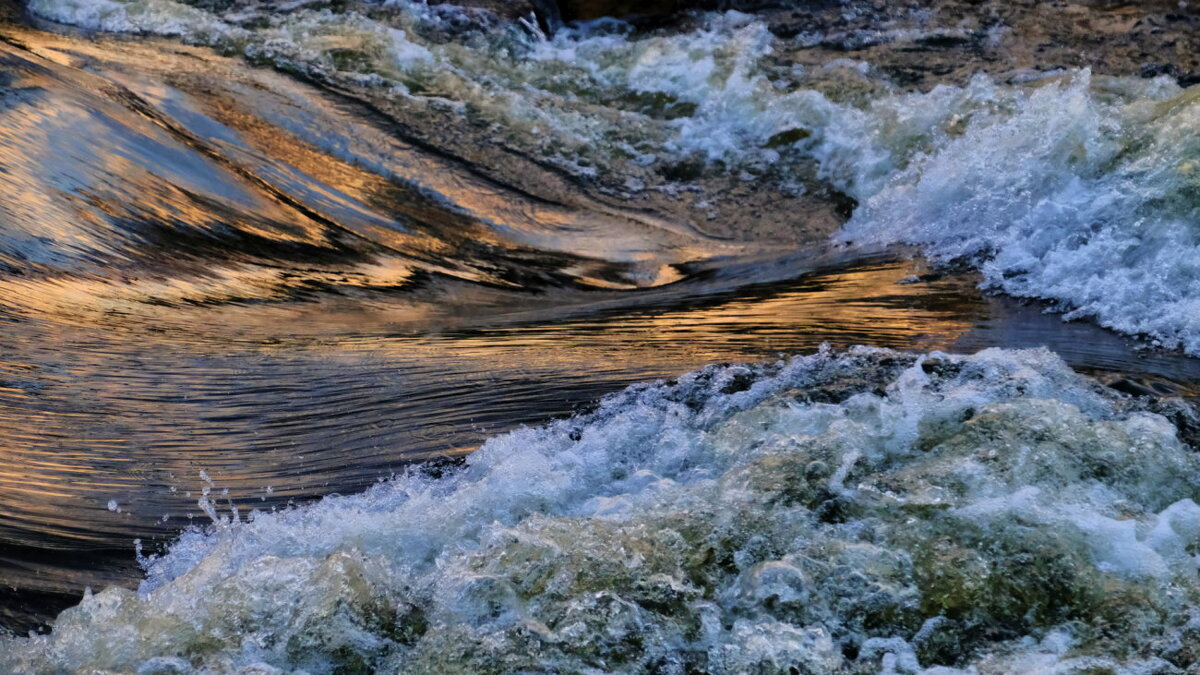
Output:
28,0,230,38
5,347,1200,671
29,0,1200,362
833,72,1200,354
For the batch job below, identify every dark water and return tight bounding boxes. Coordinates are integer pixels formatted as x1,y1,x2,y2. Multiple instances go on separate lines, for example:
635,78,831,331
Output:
2,21,1199,633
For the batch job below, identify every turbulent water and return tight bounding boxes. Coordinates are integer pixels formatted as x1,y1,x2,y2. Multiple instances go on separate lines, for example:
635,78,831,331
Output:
24,0,1200,351
8,347,1200,673
6,0,1200,672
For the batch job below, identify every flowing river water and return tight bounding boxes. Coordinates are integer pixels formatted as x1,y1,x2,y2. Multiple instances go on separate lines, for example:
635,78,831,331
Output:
6,1,1200,672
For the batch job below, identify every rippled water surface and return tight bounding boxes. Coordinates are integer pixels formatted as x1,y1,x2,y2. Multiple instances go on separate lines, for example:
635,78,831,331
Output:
5,6,1200,670
0,22,932,629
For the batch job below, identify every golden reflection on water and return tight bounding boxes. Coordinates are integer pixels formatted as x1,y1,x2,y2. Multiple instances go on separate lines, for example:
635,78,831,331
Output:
0,257,982,628
0,260,977,539
4,21,1196,634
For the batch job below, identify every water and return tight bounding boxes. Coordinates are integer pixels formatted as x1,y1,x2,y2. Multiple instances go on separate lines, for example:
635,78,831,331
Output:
0,19,915,630
5,1,1200,672
8,347,1200,672
24,0,1200,353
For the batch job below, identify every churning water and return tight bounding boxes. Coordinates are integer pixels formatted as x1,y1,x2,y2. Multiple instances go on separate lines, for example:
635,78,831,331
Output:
4,1,1200,672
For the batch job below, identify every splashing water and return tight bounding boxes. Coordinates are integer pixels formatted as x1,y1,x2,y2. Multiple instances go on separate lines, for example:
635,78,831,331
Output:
4,347,1200,672
10,2,1200,671
26,0,1200,354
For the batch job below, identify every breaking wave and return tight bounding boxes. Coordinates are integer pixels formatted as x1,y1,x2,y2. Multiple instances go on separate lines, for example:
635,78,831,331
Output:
5,347,1200,672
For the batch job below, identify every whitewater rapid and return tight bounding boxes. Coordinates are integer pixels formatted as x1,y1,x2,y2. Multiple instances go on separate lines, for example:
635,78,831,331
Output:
23,0,1200,353
8,1,1200,672
5,347,1200,672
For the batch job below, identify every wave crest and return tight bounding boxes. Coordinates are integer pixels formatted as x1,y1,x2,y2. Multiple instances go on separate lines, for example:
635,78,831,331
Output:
6,346,1200,672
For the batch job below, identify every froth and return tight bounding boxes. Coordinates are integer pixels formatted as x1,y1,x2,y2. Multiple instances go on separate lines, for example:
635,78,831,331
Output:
28,1,1200,351
6,346,1200,672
